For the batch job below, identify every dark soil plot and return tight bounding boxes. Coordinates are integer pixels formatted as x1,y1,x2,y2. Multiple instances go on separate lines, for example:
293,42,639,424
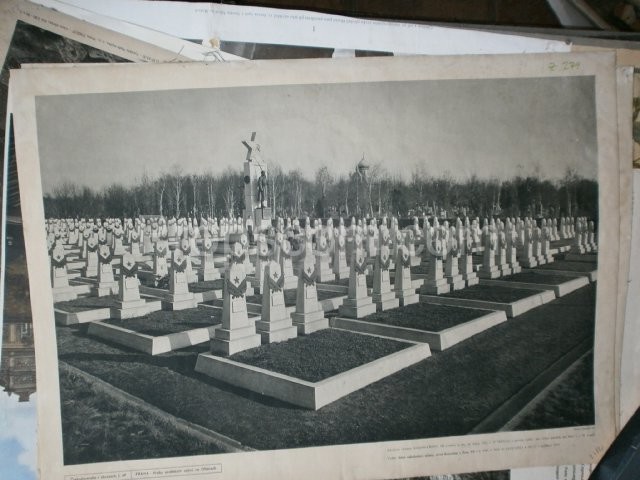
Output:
59,366,225,465
138,274,167,289
55,295,119,313
500,272,574,285
507,352,595,430
363,303,490,331
189,279,224,293
103,307,220,336
550,238,575,248
229,330,410,382
246,289,341,306
537,261,597,272
442,284,539,303
56,285,596,454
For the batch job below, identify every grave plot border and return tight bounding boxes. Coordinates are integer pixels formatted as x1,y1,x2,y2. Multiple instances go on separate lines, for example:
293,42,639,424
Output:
194,335,431,410
329,308,506,351
87,320,221,355
478,275,589,298
420,289,556,318
563,253,599,263
522,267,597,283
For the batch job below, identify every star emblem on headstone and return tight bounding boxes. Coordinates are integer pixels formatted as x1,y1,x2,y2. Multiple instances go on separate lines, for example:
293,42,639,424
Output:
272,271,279,279
307,267,312,274
234,276,240,285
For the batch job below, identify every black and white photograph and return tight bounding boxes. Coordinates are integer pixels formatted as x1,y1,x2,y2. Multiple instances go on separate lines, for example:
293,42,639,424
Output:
9,53,619,479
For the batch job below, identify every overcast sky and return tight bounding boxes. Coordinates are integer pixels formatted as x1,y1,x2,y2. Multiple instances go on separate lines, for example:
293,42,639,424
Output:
35,75,597,194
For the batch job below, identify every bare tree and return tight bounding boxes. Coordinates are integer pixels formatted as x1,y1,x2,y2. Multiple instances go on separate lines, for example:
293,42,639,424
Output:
315,165,335,217
156,175,167,217
170,165,184,218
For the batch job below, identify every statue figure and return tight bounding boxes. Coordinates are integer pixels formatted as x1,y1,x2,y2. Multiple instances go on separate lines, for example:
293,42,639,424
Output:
257,170,267,209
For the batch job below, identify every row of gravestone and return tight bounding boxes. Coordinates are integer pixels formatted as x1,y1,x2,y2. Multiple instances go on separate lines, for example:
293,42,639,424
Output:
46,213,594,253
48,213,597,303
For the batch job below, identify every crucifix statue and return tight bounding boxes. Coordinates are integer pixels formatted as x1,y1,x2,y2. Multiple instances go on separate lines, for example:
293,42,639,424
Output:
242,131,261,163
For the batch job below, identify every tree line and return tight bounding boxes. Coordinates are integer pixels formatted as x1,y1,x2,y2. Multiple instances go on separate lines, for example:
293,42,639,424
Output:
43,163,597,221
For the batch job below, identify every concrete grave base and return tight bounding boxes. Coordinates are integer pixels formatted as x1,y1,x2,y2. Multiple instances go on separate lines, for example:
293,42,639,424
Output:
194,338,431,410
88,321,219,355
519,258,538,268
317,270,336,282
477,268,501,280
97,283,119,297
339,297,377,318
112,299,163,319
319,295,347,312
463,274,479,287
256,318,298,344
330,308,507,351
210,325,262,355
446,275,466,291
396,291,419,306
202,271,221,281
161,297,199,311
52,287,79,302
420,288,556,318
372,291,400,311
509,265,522,275
420,280,450,295
334,268,350,280
292,310,329,335
497,265,512,276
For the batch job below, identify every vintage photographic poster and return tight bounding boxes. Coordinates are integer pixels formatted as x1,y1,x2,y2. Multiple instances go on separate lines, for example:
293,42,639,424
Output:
9,52,617,478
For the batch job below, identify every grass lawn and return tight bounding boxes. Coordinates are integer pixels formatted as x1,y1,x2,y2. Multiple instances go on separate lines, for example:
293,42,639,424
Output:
507,352,595,430
59,365,225,464
442,284,540,302
56,284,595,455
55,295,120,312
246,288,341,306
229,330,410,382
103,306,220,336
361,303,491,331
537,260,596,272
500,272,577,285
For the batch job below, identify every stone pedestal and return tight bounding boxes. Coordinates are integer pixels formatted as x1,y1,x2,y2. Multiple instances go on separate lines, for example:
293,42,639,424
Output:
372,246,399,311
292,258,329,334
420,256,450,295
458,254,479,287
332,236,349,279
315,253,335,282
153,242,169,277
51,262,78,302
394,246,419,306
279,254,298,290
97,246,118,297
163,250,198,310
495,248,512,277
255,261,297,343
201,253,220,281
339,250,376,318
211,253,261,354
84,244,99,278
444,252,465,291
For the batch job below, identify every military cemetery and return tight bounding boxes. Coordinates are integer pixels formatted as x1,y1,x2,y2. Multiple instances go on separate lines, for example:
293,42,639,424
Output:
36,127,601,465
